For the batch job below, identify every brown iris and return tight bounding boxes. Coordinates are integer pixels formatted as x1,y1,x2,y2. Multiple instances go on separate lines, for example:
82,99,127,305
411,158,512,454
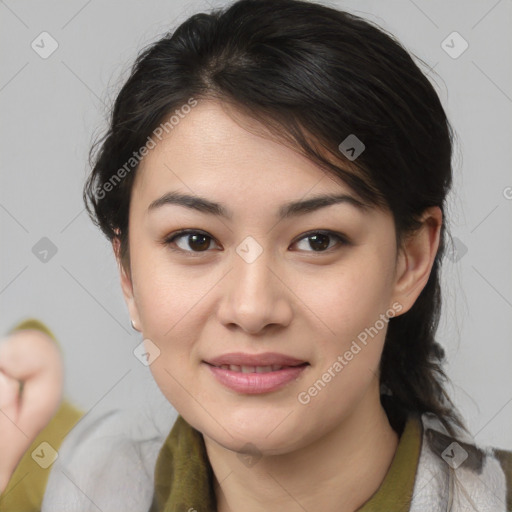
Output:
308,233,330,251
187,233,211,251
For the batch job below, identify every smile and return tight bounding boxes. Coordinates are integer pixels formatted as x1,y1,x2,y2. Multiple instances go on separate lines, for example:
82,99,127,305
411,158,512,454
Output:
204,362,309,394
216,364,292,373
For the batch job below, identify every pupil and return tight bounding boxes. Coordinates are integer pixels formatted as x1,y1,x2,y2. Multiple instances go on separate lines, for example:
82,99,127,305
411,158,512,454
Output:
310,234,329,251
189,234,210,251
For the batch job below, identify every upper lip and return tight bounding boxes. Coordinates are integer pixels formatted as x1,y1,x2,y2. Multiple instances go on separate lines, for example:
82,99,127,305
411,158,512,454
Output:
204,352,308,367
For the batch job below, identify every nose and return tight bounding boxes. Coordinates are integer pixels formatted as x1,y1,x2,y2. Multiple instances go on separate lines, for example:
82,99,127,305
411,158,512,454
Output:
216,246,293,335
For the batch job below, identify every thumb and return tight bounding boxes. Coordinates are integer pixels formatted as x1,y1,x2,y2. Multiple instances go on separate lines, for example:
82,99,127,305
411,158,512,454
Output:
0,331,63,437
0,369,21,420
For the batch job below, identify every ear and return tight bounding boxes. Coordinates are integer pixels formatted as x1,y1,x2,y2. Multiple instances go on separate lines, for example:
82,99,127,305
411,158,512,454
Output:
112,235,142,332
391,206,442,315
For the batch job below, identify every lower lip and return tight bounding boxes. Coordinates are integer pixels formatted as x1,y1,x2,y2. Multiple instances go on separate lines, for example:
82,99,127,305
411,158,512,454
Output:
204,363,309,394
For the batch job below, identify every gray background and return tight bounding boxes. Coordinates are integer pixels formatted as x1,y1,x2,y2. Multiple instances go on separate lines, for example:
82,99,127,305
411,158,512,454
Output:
1,0,511,449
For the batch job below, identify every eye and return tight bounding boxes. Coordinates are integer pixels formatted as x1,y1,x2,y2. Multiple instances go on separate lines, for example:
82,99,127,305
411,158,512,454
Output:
163,229,220,255
162,229,349,256
292,230,349,253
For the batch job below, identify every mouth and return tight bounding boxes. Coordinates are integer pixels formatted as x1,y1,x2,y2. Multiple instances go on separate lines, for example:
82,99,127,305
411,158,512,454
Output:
203,351,308,369
202,353,310,394
204,362,308,373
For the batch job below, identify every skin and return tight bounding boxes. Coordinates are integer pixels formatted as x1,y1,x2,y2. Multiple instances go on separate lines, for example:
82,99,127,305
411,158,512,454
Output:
115,99,441,511
0,329,63,493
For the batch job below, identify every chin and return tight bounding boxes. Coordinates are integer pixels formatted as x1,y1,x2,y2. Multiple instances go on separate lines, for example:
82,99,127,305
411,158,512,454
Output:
199,409,309,454
218,429,301,457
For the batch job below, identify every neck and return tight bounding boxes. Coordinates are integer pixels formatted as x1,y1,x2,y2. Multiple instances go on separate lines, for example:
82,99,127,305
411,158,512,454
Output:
203,388,400,512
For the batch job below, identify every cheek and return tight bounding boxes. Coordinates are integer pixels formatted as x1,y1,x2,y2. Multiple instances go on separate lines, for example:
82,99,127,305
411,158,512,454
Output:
294,279,390,431
301,254,394,345
130,241,209,338
295,252,395,405
128,241,219,407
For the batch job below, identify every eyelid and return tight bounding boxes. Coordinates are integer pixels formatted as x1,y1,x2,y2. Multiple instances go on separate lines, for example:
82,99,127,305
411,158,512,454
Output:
290,229,350,250
162,228,350,255
162,229,221,256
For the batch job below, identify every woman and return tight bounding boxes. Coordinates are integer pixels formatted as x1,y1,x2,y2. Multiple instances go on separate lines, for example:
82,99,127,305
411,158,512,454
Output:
38,0,512,510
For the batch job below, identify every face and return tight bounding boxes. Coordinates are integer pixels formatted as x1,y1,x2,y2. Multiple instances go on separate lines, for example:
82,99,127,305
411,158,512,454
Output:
117,99,435,456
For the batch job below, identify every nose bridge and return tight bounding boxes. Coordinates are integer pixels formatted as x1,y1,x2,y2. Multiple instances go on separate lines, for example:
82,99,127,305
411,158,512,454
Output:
217,237,292,333
235,246,273,299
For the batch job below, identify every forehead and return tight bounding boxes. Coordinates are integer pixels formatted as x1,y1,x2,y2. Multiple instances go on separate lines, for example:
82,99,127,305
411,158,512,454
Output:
133,100,360,211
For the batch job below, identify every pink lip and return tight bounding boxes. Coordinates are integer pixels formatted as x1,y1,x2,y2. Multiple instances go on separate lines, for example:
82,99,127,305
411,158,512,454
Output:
204,352,307,367
204,363,309,394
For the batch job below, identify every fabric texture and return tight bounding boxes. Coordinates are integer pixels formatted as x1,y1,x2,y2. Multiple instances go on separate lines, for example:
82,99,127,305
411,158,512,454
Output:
39,393,512,512
40,378,177,512
150,408,512,512
410,413,511,511
40,406,176,512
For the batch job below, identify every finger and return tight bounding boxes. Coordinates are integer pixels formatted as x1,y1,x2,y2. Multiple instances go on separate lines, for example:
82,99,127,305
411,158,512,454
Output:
0,371,31,494
0,331,59,381
0,369,21,418
0,330,64,437
17,361,63,437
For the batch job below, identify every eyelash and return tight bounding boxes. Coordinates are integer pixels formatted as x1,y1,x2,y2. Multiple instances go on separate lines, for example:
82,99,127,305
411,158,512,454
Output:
161,229,350,257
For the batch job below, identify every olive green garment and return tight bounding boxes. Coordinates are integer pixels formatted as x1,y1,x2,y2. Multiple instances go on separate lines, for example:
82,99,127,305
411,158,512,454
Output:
150,411,423,512
0,318,84,512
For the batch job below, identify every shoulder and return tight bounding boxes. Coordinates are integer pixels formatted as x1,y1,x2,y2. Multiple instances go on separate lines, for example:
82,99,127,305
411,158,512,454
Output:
42,400,178,512
493,447,512,508
411,413,512,511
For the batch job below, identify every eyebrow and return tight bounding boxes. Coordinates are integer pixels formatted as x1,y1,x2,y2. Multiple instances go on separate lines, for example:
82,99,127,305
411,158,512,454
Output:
147,191,368,220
